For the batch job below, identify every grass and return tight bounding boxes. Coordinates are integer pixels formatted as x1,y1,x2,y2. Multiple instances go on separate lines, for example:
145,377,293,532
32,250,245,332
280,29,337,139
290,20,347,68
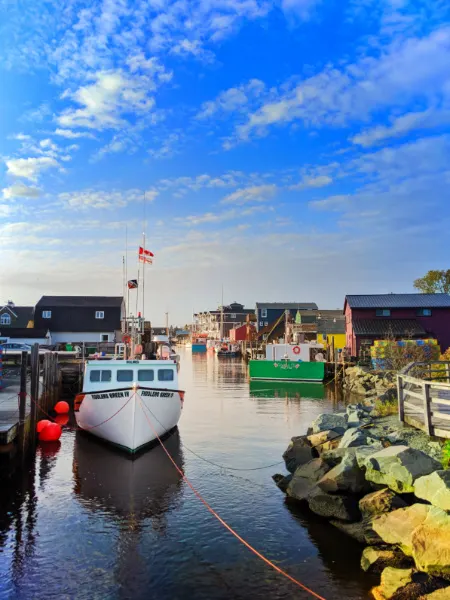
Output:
442,440,450,469
373,397,399,417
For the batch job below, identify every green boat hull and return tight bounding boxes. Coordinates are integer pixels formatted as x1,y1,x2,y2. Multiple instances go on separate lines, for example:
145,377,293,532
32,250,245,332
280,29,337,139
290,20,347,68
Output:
248,359,324,382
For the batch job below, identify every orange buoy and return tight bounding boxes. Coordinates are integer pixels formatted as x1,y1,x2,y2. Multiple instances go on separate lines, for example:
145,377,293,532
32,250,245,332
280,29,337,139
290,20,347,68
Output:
54,414,69,426
37,419,51,433
54,401,70,414
39,423,62,442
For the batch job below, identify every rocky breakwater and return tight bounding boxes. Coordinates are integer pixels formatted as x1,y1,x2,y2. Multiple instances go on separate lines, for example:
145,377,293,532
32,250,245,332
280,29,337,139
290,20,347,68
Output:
274,406,450,599
343,366,397,398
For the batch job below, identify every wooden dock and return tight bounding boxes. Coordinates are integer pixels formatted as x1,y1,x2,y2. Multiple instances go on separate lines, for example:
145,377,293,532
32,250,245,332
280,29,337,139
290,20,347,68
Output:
397,361,450,439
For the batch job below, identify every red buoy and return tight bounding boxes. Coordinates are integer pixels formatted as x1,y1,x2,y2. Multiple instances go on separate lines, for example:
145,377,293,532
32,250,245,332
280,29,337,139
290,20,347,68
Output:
39,423,62,442
54,401,70,414
54,414,69,426
37,419,51,433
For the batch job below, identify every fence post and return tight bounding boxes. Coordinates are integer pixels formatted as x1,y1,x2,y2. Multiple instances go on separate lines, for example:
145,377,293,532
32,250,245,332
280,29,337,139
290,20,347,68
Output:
397,374,405,422
29,344,40,447
422,381,432,435
446,362,450,384
19,351,27,423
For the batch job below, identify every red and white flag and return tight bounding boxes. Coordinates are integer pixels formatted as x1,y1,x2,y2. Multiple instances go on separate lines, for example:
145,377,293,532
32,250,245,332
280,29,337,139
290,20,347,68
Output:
139,246,154,264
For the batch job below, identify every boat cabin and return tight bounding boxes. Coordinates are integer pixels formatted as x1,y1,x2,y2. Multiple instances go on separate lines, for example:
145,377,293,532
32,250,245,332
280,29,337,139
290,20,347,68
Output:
83,360,178,392
265,343,325,362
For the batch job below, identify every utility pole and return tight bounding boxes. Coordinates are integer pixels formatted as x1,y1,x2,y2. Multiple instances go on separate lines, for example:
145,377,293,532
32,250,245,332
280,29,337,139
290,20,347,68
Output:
165,312,169,336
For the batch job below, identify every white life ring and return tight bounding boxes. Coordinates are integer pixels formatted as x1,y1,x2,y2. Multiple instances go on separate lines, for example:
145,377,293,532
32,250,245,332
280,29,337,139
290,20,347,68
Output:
293,346,301,355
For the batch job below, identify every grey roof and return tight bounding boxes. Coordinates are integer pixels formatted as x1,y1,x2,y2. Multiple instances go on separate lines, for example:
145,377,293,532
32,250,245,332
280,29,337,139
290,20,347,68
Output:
317,318,346,335
353,319,426,336
346,294,450,309
36,296,123,307
255,302,318,310
1,328,49,339
0,306,34,328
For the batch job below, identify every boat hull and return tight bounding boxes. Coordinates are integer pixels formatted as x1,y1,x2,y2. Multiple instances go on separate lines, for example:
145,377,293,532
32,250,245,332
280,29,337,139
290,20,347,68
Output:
248,360,324,382
75,387,183,453
192,344,207,353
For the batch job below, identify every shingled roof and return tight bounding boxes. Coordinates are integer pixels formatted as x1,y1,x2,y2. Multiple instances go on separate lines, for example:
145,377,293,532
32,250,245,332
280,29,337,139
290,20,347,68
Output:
345,294,450,309
352,319,427,336
36,296,123,307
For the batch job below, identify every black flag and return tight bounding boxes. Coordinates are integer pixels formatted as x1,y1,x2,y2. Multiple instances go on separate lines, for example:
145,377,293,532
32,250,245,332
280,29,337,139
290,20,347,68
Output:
127,279,138,289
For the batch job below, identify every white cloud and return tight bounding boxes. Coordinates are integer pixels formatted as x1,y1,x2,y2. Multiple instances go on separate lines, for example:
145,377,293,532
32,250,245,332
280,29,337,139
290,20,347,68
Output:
59,188,158,210
196,79,266,120
2,184,41,200
57,68,168,130
221,184,277,205
148,133,181,159
281,0,321,19
289,175,332,190
54,128,96,139
351,109,450,147
5,157,59,181
309,194,351,211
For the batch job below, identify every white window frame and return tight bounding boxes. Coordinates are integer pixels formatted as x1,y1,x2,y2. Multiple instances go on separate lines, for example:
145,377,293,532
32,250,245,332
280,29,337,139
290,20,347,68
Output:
100,333,110,342
230,313,236,319
95,311,105,319
261,308,268,318
0,313,11,325
42,310,52,319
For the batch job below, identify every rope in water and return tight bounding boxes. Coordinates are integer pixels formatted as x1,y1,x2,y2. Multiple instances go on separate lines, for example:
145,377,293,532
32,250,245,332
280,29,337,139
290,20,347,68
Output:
138,397,327,600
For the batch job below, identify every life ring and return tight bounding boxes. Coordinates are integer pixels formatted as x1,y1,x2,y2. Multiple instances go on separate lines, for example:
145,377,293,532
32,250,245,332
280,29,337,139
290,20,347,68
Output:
293,346,301,355
122,334,131,344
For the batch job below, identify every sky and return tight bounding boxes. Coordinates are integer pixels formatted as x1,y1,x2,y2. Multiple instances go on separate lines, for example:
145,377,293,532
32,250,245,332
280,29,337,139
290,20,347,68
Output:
1,0,450,325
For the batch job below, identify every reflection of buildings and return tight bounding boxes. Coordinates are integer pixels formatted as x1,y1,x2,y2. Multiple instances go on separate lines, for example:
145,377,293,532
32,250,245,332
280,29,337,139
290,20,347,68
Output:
194,302,254,339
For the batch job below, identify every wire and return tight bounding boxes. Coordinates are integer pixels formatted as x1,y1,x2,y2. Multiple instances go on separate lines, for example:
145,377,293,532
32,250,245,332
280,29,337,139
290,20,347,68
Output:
137,396,326,600
182,444,284,472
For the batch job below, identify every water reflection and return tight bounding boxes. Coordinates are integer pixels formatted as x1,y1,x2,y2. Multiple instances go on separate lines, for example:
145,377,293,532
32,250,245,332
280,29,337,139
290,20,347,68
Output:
249,380,326,400
73,430,184,525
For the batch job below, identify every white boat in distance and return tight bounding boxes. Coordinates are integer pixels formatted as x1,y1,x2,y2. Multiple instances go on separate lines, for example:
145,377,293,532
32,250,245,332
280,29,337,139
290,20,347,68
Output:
75,359,184,453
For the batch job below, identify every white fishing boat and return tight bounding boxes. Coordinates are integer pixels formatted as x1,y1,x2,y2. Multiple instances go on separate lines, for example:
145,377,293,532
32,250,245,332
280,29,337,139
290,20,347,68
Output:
75,357,184,453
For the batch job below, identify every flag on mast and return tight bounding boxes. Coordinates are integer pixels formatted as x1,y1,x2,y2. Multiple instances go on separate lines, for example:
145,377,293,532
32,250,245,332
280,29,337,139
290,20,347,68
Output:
139,246,154,264
128,279,138,289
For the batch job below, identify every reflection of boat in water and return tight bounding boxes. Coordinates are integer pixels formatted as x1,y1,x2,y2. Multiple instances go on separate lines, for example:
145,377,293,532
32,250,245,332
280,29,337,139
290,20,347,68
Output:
73,430,184,520
249,380,326,400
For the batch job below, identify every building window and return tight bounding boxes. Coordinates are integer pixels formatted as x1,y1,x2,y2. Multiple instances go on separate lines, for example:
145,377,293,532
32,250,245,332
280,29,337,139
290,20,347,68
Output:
101,334,109,342
376,309,391,317
264,321,268,327
0,313,11,325
95,311,105,319
42,311,52,319
261,308,268,318
260,321,264,327
230,313,236,319
417,309,432,317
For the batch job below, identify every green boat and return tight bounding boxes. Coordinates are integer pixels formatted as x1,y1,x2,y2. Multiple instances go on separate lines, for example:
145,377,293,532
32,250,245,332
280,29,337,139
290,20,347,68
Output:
249,359,324,382
249,380,325,399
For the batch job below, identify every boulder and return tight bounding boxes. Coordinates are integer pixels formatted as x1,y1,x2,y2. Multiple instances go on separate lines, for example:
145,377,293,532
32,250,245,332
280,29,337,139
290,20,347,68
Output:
355,445,385,468
272,473,292,493
330,518,384,545
364,446,441,493
338,427,382,449
317,452,371,494
311,413,348,434
414,471,450,512
321,447,357,467
371,567,414,600
282,435,318,473
286,459,330,502
361,546,413,573
359,488,408,519
307,488,361,521
421,588,450,599
307,429,344,449
373,504,450,578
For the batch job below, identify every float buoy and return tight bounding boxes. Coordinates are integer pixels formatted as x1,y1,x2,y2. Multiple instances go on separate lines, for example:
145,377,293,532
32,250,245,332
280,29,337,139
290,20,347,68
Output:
39,423,62,442
37,419,51,433
54,401,69,414
293,346,301,355
55,414,69,426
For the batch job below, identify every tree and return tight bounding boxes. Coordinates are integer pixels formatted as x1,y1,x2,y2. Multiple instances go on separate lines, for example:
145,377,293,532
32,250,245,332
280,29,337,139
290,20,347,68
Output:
413,270,450,294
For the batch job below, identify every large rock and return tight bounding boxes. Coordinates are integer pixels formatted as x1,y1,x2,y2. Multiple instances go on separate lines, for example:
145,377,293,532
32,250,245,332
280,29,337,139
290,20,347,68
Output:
338,427,382,449
286,458,330,501
282,435,317,473
359,488,408,519
414,471,450,511
316,452,371,494
371,568,414,600
361,546,413,573
311,413,348,434
330,519,384,545
307,488,361,521
364,446,441,493
422,588,450,599
355,445,384,468
272,473,292,492
373,504,450,578
307,429,343,448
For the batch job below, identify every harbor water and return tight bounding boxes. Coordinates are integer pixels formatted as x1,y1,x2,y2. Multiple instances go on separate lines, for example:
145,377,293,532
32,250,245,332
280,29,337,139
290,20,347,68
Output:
0,349,377,599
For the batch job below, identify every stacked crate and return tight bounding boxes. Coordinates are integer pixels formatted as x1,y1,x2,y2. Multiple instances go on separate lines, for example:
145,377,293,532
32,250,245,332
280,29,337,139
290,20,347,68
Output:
370,339,440,370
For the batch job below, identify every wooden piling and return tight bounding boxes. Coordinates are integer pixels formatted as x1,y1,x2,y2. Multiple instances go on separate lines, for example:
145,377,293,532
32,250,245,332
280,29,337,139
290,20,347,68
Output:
29,344,40,448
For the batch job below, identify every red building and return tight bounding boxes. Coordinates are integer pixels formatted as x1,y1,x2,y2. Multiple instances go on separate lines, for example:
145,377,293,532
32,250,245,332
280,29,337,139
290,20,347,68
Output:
229,323,256,342
344,294,450,356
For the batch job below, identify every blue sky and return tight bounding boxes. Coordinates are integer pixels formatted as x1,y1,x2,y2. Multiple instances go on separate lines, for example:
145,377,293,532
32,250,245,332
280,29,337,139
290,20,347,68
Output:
1,0,450,324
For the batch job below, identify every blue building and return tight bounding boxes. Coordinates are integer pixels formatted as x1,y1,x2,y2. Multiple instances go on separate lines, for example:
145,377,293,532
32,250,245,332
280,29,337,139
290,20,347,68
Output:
255,302,318,332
